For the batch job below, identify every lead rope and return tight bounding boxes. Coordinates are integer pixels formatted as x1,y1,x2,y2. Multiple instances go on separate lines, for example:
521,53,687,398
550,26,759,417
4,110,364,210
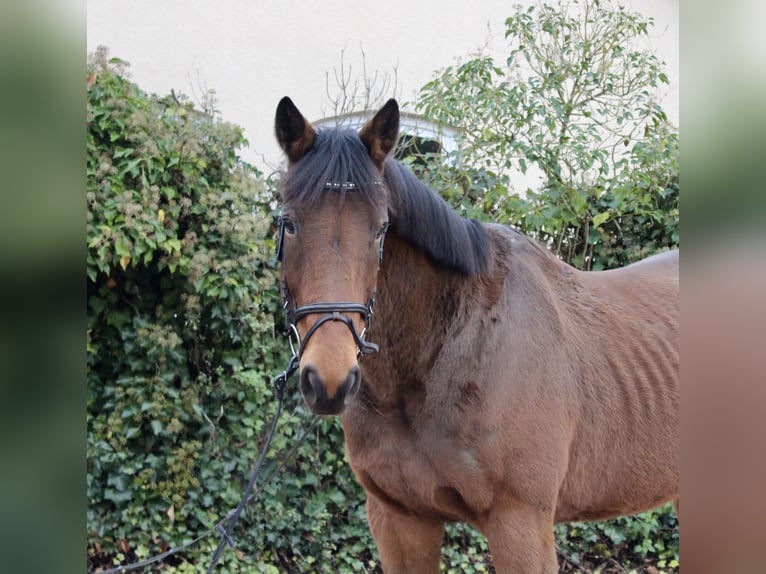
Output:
92,352,309,574
205,354,300,573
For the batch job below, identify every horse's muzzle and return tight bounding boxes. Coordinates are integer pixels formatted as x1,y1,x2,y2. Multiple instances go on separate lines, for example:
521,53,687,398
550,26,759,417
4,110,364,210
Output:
299,363,361,415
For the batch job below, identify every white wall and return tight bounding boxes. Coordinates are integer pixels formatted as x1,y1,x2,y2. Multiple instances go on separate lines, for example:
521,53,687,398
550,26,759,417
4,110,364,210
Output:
87,0,678,173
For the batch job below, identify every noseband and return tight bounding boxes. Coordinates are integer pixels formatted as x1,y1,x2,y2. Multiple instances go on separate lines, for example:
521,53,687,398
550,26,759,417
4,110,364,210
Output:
277,180,386,359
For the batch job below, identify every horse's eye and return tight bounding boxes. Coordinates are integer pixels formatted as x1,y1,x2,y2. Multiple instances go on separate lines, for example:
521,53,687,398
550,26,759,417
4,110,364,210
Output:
281,217,296,235
375,221,389,240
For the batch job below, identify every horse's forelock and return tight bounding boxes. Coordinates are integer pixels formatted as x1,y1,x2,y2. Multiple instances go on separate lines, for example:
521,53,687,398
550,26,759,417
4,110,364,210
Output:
281,129,388,211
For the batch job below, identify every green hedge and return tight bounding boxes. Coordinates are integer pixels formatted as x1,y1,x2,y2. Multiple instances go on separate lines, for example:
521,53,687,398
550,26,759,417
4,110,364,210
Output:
86,48,677,573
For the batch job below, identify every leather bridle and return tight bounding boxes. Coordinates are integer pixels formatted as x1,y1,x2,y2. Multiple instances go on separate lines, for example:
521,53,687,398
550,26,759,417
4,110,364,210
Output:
276,181,387,359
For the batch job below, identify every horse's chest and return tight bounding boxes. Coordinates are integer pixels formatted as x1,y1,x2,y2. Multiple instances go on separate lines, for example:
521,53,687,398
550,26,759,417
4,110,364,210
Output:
342,416,492,521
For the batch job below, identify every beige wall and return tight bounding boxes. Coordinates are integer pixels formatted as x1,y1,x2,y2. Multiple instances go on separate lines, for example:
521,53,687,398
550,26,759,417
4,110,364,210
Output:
87,0,678,172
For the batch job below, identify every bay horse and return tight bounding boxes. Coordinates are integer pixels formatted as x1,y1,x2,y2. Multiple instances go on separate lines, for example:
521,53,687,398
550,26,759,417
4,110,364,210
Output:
273,97,679,573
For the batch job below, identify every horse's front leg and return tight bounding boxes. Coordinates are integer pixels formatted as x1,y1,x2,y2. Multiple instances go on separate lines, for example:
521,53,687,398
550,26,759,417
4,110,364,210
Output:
366,494,444,573
482,501,558,574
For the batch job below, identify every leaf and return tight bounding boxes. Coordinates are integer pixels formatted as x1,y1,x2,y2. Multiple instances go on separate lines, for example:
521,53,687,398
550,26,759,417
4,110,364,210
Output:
592,211,611,227
328,490,347,505
119,256,131,271
115,238,132,258
166,238,182,252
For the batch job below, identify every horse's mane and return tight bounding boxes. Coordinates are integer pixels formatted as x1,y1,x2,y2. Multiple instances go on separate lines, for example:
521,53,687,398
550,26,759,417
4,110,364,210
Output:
280,128,490,276
383,160,489,275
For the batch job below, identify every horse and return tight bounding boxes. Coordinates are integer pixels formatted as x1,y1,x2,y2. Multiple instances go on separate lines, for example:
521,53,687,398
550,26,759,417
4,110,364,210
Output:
273,96,679,573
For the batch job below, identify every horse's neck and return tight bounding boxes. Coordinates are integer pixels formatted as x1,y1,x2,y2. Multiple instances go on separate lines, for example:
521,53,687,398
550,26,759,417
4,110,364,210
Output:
360,233,472,408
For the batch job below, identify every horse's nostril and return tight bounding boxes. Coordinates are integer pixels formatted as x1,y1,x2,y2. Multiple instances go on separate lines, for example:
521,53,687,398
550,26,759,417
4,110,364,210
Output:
299,364,361,415
300,365,320,406
345,365,361,398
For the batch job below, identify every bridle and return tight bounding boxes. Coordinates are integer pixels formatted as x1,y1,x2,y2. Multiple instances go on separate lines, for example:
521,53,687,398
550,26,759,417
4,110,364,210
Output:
276,180,388,359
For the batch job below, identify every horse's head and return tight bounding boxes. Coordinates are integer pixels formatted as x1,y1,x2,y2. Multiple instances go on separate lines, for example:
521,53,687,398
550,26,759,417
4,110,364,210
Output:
274,97,399,415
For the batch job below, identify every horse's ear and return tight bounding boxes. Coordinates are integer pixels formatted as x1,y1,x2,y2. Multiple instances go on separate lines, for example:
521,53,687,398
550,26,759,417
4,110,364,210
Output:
275,96,316,164
359,99,400,169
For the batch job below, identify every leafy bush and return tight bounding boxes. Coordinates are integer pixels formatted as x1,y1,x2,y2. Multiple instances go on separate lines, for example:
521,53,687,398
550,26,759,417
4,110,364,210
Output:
555,505,679,572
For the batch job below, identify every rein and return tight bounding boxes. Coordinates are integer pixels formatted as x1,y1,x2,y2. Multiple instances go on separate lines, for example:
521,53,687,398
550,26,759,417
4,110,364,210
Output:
277,180,387,359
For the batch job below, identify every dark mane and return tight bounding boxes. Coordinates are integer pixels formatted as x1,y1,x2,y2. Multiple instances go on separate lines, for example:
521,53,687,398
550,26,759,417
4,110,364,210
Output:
383,159,489,275
280,129,387,212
